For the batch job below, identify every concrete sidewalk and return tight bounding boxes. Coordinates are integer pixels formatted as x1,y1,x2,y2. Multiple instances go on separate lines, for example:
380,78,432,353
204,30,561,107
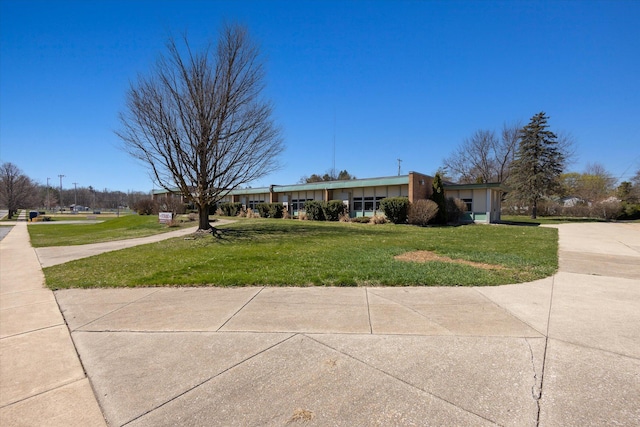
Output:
0,222,106,426
2,221,639,426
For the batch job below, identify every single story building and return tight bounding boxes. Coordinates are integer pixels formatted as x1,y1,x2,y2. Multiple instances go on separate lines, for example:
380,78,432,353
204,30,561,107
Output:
152,171,503,223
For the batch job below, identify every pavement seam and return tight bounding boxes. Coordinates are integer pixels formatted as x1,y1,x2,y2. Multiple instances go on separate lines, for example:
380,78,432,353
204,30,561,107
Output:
364,288,373,334
67,289,162,331
535,273,556,426
303,334,502,426
473,287,548,337
544,337,640,361
0,322,66,340
120,332,296,426
0,376,89,409
0,299,56,311
216,286,265,331
365,289,457,335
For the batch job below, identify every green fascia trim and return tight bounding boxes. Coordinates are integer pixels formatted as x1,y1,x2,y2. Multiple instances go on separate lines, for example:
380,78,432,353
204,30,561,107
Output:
271,175,409,193
152,187,181,195
227,187,271,195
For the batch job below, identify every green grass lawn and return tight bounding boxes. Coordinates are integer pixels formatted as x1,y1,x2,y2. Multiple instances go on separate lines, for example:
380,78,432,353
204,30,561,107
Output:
43,219,558,289
28,214,196,247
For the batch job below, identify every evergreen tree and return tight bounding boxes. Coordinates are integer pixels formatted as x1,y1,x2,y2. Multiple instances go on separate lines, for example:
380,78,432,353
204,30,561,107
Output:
508,112,565,218
431,172,447,224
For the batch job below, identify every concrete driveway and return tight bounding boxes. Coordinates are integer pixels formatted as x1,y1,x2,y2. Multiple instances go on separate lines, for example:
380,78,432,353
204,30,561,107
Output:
2,222,639,426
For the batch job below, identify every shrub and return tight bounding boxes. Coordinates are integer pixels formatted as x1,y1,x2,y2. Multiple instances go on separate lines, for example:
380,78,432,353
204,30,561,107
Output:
338,213,351,222
619,202,640,220
323,200,346,221
133,199,158,215
218,202,242,217
256,203,269,218
408,199,439,226
351,216,371,223
370,214,388,224
561,203,590,218
593,200,622,220
298,212,308,221
256,203,284,218
187,212,197,222
304,200,325,221
380,197,409,224
446,197,466,224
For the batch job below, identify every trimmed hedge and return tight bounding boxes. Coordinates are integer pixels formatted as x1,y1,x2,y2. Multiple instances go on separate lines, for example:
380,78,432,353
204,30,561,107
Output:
324,200,347,221
380,197,409,224
256,203,284,218
218,202,243,217
304,200,325,221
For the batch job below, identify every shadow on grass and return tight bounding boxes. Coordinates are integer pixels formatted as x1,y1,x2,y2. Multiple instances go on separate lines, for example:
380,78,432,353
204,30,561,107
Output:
498,220,541,227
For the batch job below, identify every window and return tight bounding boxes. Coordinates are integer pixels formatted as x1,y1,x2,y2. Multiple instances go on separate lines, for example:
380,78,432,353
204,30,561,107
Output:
364,196,374,211
248,199,264,209
291,199,313,211
462,198,472,212
375,196,385,211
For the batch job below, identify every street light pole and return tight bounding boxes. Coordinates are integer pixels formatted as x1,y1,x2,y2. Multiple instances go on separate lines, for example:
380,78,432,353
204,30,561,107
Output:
73,182,78,210
46,177,50,212
58,174,65,212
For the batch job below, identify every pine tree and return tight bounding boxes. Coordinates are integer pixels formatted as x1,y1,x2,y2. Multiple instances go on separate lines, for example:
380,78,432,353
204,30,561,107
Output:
431,172,447,224
508,112,565,218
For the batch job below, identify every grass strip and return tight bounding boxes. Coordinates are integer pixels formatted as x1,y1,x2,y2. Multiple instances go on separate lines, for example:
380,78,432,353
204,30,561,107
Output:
28,214,195,247
43,219,558,288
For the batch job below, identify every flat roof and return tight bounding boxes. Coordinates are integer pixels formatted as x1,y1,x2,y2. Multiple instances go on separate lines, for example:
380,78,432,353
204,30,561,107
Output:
265,175,410,193
152,174,503,197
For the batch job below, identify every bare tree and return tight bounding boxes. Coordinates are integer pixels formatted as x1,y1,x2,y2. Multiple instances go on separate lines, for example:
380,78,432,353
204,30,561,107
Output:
560,163,616,203
0,162,38,218
117,24,284,230
442,122,520,184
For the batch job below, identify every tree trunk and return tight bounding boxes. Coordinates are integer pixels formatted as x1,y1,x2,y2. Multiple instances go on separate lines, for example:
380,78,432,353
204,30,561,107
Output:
531,200,538,219
198,204,211,230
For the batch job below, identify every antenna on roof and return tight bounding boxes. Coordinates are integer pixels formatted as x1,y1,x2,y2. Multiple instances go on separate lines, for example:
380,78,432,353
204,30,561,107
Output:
397,158,402,176
332,108,336,178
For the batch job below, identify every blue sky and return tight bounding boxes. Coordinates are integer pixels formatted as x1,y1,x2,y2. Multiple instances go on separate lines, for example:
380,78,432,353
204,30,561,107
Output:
1,0,639,192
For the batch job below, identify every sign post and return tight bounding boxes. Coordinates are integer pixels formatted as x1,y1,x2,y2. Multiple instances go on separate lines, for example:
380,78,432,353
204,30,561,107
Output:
159,212,173,224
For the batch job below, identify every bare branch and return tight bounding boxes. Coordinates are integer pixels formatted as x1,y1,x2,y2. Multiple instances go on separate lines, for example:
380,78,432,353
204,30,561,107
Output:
117,24,283,230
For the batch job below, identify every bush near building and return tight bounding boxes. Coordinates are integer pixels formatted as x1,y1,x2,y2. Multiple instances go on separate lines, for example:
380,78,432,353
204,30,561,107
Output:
304,200,325,221
446,197,467,223
256,203,284,218
408,199,439,226
380,197,410,224
133,199,158,215
218,202,243,217
323,200,347,221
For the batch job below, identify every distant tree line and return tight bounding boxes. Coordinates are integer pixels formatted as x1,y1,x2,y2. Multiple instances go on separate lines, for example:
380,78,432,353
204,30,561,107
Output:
0,162,151,217
299,169,356,184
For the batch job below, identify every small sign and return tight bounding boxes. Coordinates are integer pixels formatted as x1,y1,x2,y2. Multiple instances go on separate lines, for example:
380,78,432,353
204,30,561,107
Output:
159,212,173,224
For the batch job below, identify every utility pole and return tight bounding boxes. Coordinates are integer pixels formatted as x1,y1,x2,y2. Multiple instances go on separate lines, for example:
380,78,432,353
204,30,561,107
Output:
58,174,65,211
397,159,402,176
46,177,50,211
73,182,78,210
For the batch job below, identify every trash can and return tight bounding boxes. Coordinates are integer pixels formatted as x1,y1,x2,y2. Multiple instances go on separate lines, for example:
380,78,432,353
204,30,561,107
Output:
29,211,39,221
